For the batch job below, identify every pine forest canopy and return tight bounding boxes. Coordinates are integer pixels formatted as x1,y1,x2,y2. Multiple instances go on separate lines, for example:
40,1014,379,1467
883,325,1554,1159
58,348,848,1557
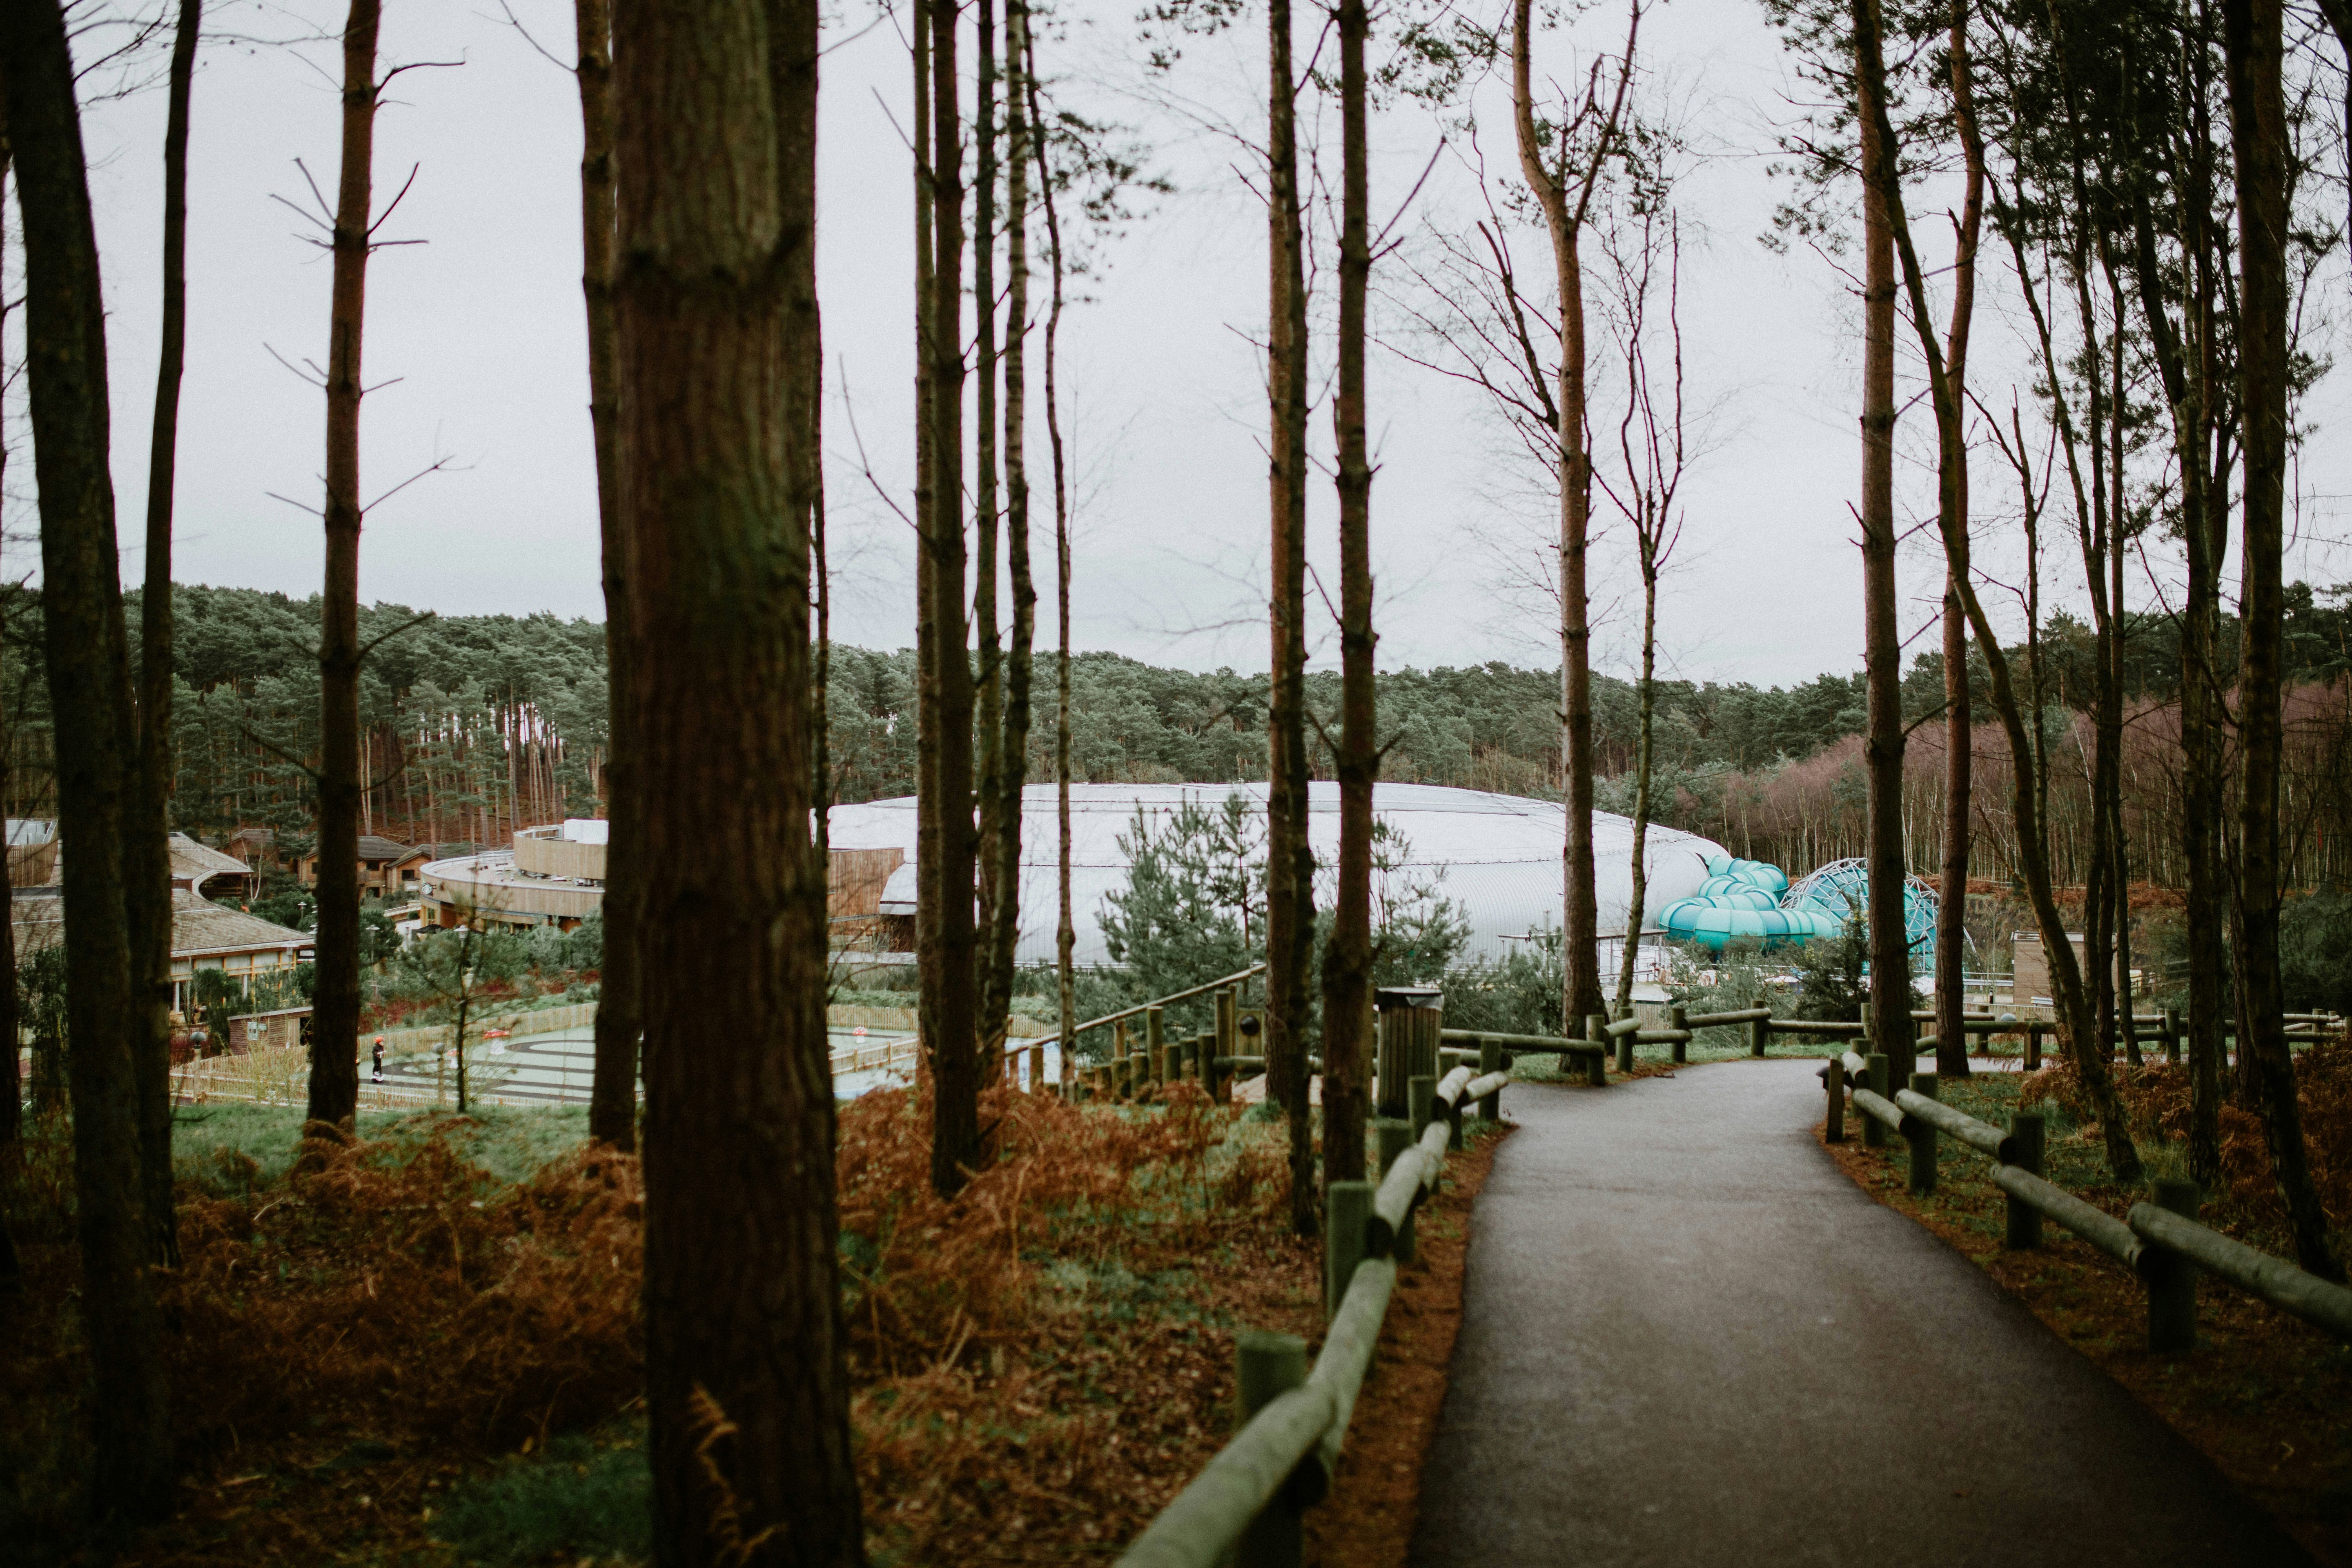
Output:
7,581,2352,891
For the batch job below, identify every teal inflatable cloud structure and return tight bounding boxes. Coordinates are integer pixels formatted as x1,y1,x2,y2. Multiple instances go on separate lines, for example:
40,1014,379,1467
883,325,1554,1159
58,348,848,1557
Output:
1655,853,1937,957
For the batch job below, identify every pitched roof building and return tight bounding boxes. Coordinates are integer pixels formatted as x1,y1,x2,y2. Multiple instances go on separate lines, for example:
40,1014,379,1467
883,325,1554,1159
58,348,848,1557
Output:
13,886,311,1017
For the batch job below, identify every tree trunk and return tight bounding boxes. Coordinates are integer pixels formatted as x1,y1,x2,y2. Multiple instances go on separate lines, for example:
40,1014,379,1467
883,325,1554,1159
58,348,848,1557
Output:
1934,0,1982,1079
1027,27,1078,1087
813,301,829,869
973,0,1007,1062
307,0,382,1134
1320,0,1373,1192
999,0,1035,1056
126,0,200,1270
0,0,175,1515
577,0,639,1152
922,0,981,1197
1264,0,1317,1234
1861,0,2140,1185
2225,0,2338,1278
1511,0,1634,1033
614,0,869,1548
2130,160,2227,1184
1614,563,1655,1018
1854,0,1914,1087
0,147,14,1163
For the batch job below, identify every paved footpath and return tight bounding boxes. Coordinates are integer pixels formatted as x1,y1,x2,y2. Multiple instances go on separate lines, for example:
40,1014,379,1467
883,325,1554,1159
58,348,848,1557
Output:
1410,1058,2313,1567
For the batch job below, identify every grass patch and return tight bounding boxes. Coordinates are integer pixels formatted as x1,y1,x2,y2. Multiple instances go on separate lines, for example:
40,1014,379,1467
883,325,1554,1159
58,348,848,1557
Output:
431,1425,651,1566
169,1102,594,1192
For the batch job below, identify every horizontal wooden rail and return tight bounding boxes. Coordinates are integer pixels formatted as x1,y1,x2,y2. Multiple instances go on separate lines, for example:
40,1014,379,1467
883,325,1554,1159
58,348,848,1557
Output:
2127,1201,2352,1338
1120,1061,1505,1565
1988,1162,2145,1271
1439,1027,1605,1057
1894,1086,2011,1160
1773,1018,1868,1037
1683,1005,1771,1028
1826,1061,2352,1350
1071,964,1267,1039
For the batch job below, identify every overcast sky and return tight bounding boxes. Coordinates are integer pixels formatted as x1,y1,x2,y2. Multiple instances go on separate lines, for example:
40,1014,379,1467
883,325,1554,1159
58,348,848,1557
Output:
38,0,2352,690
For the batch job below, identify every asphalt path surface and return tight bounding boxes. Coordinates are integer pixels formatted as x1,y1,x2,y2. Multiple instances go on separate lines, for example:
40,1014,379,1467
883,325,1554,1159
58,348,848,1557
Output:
1410,1057,2314,1568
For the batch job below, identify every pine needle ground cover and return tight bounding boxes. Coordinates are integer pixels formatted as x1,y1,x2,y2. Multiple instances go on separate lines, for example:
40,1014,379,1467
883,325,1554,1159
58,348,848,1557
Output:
4,1084,1506,1566
1822,1053,2352,1565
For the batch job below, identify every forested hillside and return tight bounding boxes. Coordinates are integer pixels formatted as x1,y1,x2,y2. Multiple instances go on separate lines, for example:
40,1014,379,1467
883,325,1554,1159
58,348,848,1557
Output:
9,580,2352,888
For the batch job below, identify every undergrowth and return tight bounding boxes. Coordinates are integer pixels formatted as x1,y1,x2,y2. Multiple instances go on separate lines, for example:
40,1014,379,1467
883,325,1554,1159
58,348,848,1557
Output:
7,1076,1307,1566
2018,1038,2352,1252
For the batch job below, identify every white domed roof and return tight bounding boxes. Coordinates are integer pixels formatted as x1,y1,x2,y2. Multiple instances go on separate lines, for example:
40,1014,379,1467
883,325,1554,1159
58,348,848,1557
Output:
828,781,1727,969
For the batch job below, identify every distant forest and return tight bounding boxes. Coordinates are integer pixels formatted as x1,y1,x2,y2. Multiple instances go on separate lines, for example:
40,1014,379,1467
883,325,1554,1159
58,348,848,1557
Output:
9,580,2352,887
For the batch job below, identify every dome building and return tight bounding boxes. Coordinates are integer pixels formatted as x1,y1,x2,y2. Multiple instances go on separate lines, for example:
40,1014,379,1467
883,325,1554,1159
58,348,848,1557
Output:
826,781,1731,971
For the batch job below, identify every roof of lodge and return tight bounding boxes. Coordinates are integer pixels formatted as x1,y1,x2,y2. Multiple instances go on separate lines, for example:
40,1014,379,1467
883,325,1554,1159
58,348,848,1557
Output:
14,887,311,960
169,833,252,881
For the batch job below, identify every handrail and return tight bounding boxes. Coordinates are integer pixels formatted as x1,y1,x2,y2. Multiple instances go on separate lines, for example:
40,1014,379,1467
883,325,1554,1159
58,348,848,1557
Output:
1118,1060,1504,1566
1071,964,1267,1038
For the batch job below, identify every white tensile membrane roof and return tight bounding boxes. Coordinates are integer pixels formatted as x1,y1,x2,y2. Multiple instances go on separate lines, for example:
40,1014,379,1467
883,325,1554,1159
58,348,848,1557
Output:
829,781,1728,969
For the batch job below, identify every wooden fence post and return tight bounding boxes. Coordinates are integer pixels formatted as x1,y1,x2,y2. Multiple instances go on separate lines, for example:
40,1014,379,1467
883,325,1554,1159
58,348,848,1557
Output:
1862,1054,1888,1149
1376,1118,1416,1264
1325,1180,1373,1319
2005,1111,2044,1250
1824,1055,1845,1143
1477,1036,1502,1121
1668,1003,1688,1065
1147,1007,1167,1086
1906,1073,1938,1195
1751,991,1770,1057
2147,1178,2202,1354
1409,1074,1435,1143
1028,1043,1045,1092
1234,1330,1310,1568
1586,1014,1610,1086
2025,1025,2042,1072
2164,1006,2183,1067
1615,1018,1635,1075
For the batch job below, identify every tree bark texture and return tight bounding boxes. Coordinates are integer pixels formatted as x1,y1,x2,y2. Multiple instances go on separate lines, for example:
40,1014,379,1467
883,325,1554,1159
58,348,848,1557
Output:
1854,0,1915,1089
577,0,640,1152
1934,0,1981,1080
1320,0,1373,1191
1265,0,1317,1235
307,0,382,1133
921,0,981,1196
2225,0,2337,1277
613,0,868,1551
0,0,175,1515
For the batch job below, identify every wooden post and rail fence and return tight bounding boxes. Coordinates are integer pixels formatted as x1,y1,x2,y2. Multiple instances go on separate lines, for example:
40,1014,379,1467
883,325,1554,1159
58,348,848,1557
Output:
1824,1046,2352,1350
1101,999,2352,1564
1114,1056,1510,1568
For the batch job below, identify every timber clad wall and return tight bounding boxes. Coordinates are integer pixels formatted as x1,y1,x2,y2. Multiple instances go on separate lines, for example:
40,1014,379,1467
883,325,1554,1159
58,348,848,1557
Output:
828,846,902,919
513,827,606,881
2011,932,2123,1016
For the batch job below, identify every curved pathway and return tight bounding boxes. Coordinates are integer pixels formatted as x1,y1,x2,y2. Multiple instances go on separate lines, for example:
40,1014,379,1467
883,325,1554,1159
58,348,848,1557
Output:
1410,1058,2313,1567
